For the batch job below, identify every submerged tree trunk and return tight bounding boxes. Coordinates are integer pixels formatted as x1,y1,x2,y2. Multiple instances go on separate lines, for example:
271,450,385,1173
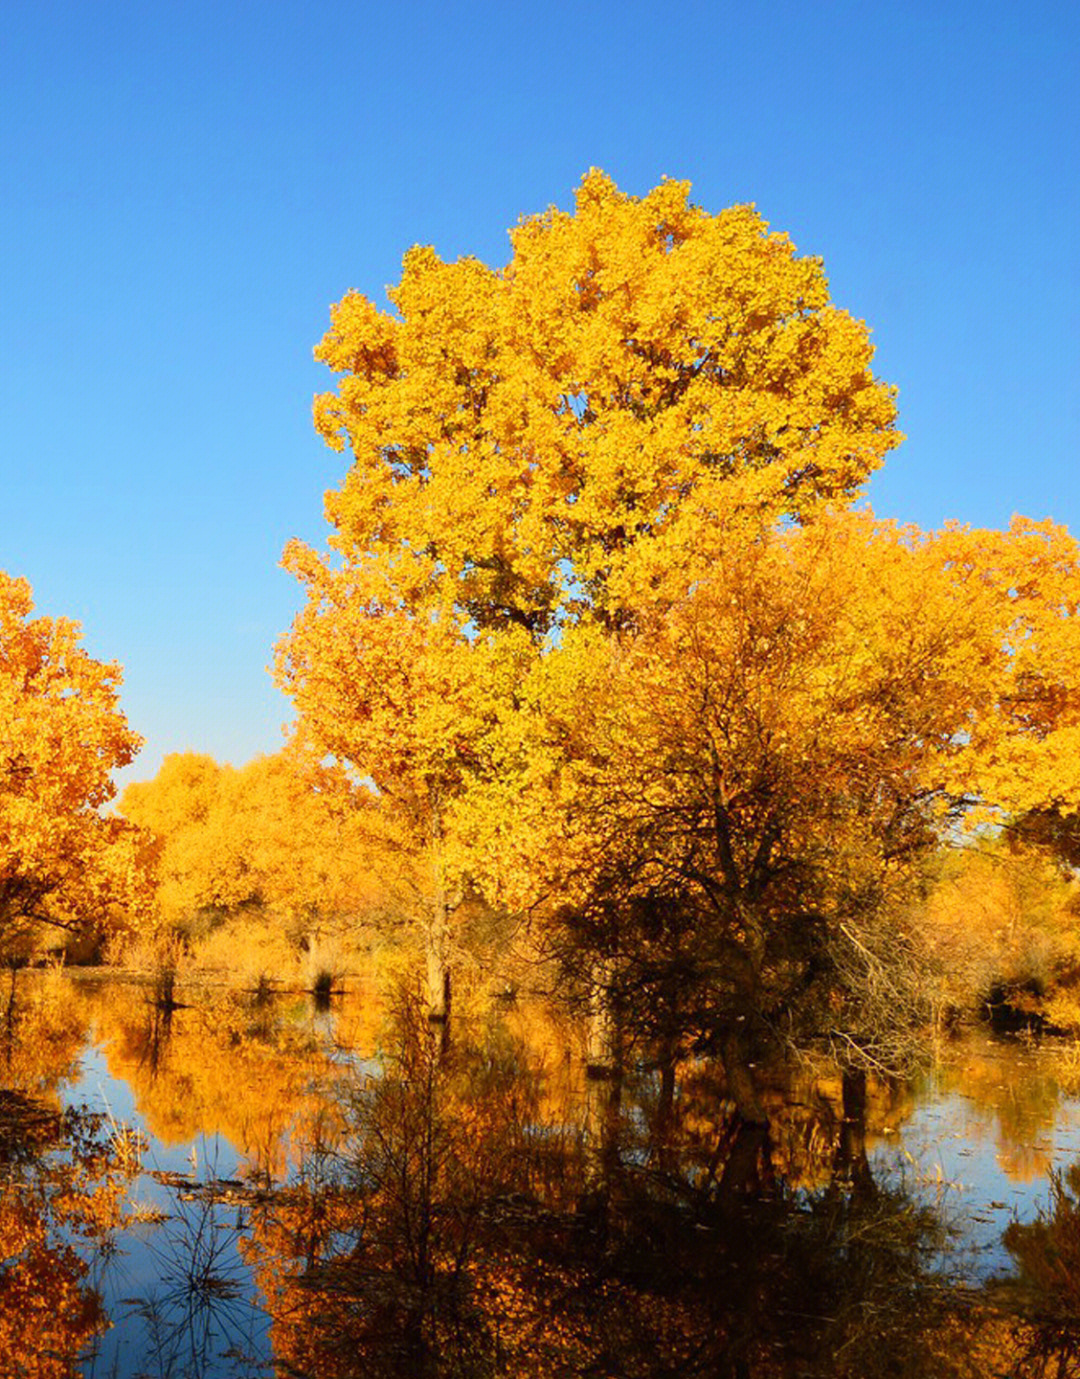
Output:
424,818,451,1042
721,1025,768,1127
836,1066,877,1198
582,958,623,1202
657,1045,677,1130
650,1038,679,1170
583,1064,623,1195
718,1025,772,1198
718,1119,772,1201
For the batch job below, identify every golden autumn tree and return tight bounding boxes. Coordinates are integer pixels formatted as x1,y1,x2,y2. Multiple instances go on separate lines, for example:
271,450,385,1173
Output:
0,571,143,955
928,516,1080,819
118,753,239,926
276,171,901,1021
119,746,393,955
464,509,1080,1116
226,747,399,937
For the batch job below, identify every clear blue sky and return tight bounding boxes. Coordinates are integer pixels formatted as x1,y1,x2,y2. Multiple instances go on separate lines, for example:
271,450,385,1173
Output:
2,0,1077,786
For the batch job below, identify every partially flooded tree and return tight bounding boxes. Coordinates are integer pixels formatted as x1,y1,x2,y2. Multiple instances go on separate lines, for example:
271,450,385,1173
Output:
277,170,901,1023
0,571,144,957
277,581,518,1027
468,510,1080,1176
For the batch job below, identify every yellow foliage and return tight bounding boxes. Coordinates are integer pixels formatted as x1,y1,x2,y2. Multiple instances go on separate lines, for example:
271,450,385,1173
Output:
919,843,1080,1017
458,508,1080,1066
0,571,144,953
308,170,899,631
282,170,900,799
119,746,395,943
277,173,901,1014
465,511,1078,911
278,171,1080,1054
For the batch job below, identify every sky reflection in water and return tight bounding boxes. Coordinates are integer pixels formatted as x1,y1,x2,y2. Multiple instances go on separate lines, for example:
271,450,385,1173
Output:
4,974,1080,1376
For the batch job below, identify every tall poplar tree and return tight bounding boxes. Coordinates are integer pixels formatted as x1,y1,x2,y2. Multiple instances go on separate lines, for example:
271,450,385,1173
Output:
276,171,901,1021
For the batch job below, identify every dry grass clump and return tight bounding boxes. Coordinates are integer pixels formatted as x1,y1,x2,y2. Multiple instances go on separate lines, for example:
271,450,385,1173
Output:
194,913,300,990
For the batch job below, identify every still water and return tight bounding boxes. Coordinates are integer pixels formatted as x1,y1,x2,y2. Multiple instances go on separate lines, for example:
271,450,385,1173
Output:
2,968,1079,1377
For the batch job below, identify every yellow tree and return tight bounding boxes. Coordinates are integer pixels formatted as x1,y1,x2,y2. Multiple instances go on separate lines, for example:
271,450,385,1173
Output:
465,509,1080,1119
118,753,240,926
227,748,394,936
0,571,143,954
119,747,390,947
277,171,901,1020
930,516,1080,819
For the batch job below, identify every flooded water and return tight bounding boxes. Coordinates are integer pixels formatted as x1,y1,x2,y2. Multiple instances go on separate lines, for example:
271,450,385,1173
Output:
870,1040,1080,1279
3,967,1080,1377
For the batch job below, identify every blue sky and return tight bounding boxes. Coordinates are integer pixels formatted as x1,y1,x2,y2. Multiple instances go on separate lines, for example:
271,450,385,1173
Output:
2,0,1077,786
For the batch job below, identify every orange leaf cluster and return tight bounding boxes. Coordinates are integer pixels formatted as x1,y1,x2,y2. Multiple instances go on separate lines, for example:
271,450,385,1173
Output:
0,572,143,948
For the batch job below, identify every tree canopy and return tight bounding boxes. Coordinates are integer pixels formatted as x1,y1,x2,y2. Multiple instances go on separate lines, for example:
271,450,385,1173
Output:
295,169,900,641
118,748,392,937
278,171,1080,1069
464,511,1080,1075
276,171,903,1018
0,571,143,949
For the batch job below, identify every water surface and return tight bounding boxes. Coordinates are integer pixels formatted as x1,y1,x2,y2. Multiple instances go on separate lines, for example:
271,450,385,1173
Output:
2,969,1078,1376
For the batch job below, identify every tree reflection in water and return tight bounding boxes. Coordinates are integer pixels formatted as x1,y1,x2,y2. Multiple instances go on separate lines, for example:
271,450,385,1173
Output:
240,998,999,1379
7,972,1080,1376
1002,1158,1080,1377
0,1090,141,1378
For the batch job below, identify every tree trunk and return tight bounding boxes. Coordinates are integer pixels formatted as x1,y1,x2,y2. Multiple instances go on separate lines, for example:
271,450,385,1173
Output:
424,819,451,1039
657,1051,676,1131
718,1119,771,1200
582,958,622,1201
721,1025,768,1126
583,1062,623,1192
718,1025,771,1198
424,897,450,1024
651,1041,678,1169
4,963,16,1069
585,959,619,1078
837,1066,877,1198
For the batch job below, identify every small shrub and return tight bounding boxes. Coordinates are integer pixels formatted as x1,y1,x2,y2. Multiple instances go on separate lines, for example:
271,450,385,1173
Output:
303,936,344,1002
